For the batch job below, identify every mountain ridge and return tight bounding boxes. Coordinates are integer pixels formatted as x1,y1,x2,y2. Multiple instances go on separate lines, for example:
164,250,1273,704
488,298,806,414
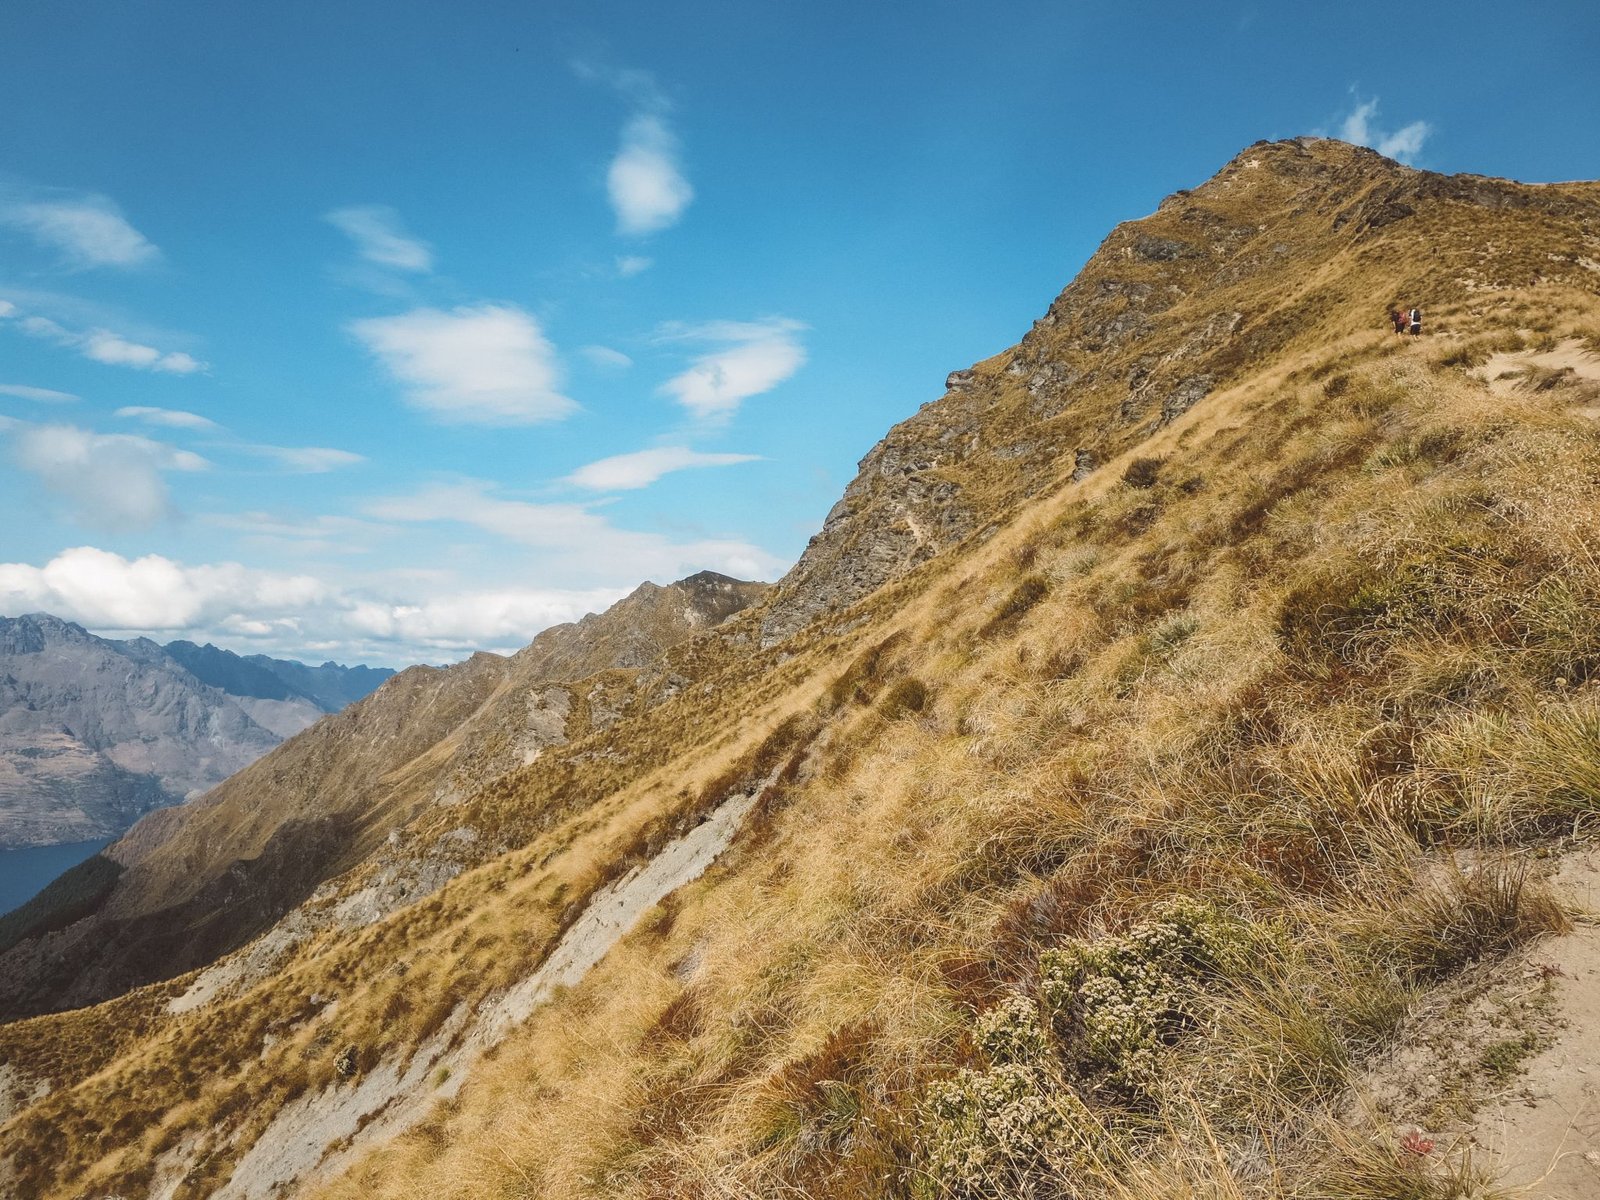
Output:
0,615,396,852
4,140,1600,1199
0,570,768,1017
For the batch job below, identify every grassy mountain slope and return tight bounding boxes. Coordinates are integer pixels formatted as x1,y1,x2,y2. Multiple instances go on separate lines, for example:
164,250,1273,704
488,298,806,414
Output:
3,139,1600,1199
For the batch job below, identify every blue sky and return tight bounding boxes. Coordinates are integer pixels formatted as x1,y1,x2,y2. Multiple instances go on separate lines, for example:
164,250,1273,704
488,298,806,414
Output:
2,1,1596,665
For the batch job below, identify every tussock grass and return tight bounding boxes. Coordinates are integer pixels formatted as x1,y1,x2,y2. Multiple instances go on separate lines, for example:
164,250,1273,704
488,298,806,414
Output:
290,325,1600,1200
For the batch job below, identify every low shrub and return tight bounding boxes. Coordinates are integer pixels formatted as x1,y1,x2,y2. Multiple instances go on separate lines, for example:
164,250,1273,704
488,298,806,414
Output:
1122,457,1165,489
979,576,1050,638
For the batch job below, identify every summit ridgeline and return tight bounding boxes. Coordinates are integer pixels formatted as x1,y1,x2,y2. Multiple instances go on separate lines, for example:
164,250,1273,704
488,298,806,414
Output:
5,140,1600,1200
762,138,1596,642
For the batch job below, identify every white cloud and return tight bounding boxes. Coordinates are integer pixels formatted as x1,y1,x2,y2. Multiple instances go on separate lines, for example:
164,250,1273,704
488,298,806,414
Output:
0,383,78,403
349,304,576,425
0,547,325,632
325,205,434,272
1335,95,1433,165
616,255,653,277
608,113,695,236
8,423,208,530
244,445,366,473
1,304,205,373
342,587,628,650
366,479,783,581
580,344,634,369
0,546,641,663
81,330,203,373
0,188,159,269
566,446,761,491
109,408,361,472
657,318,807,420
1376,122,1432,163
203,511,390,543
115,405,219,430
578,65,694,238
365,482,614,545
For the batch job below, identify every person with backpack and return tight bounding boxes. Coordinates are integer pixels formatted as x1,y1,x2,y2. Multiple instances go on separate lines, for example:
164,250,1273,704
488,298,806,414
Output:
1389,308,1408,335
1408,306,1422,336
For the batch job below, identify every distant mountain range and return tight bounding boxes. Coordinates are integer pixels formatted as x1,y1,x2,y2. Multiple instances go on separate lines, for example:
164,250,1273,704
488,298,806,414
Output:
0,614,394,849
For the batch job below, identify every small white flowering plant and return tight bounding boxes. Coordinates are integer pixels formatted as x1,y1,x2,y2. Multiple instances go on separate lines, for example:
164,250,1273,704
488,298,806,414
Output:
915,897,1253,1198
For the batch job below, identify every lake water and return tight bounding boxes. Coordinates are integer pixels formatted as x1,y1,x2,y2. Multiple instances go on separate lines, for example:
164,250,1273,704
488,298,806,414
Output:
0,838,114,918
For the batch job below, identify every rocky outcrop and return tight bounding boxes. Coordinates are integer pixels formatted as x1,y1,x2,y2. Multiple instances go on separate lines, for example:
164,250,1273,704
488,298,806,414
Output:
757,138,1600,646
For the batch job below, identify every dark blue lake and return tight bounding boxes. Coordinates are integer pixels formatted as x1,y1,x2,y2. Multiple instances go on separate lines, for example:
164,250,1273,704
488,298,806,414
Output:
0,838,114,918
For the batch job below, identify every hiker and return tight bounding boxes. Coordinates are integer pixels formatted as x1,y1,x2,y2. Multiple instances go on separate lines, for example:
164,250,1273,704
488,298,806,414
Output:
1408,306,1422,336
1389,308,1407,335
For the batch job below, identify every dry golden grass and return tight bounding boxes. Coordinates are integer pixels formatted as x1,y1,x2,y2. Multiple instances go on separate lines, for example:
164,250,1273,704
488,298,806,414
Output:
290,305,1600,1200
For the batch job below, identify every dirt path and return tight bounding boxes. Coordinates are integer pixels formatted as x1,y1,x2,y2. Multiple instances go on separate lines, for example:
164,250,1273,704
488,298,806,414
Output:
214,786,763,1199
1475,337,1600,414
1474,850,1600,1198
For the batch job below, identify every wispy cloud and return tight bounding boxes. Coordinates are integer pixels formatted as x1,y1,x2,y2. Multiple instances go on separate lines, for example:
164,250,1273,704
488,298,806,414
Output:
657,318,807,421
113,406,362,473
609,114,694,236
366,479,781,581
577,63,694,237
580,344,634,370
0,383,78,403
6,422,207,531
616,254,653,277
1,302,204,374
203,510,393,548
0,184,160,269
566,446,760,491
325,205,434,273
115,405,219,430
243,445,366,473
1332,93,1433,164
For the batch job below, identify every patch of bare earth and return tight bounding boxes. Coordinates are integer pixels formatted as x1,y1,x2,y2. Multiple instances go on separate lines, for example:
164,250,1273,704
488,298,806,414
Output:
1354,848,1600,1196
1476,338,1600,417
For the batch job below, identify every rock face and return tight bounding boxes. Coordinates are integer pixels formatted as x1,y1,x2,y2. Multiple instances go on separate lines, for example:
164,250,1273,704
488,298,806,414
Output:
0,616,282,849
0,572,767,1018
0,618,396,851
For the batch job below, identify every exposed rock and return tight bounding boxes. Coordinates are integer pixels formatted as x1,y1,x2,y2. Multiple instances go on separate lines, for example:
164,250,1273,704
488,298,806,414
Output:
1131,234,1199,262
334,1045,359,1078
0,615,283,849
